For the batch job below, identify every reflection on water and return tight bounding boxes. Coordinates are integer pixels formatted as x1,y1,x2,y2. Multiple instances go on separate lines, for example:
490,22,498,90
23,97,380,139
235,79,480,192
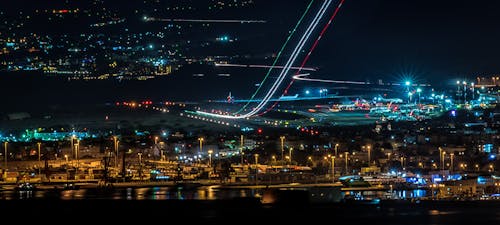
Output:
344,189,428,200
0,186,268,201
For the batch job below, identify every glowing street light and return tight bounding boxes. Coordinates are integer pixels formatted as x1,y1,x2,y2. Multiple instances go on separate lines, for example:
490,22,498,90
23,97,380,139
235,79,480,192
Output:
37,142,42,162
344,152,349,175
3,141,8,169
450,153,454,173
280,136,285,163
416,88,422,104
331,156,336,182
198,137,204,154
366,145,371,166
208,150,213,167
113,136,119,167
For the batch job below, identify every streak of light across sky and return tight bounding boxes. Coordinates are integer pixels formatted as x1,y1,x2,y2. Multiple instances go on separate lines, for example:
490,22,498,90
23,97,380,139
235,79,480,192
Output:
145,17,266,23
196,0,339,119
214,63,317,71
293,73,366,84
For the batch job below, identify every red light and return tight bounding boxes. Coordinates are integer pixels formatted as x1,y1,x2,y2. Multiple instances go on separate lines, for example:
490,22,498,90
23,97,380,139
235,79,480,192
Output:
257,128,263,134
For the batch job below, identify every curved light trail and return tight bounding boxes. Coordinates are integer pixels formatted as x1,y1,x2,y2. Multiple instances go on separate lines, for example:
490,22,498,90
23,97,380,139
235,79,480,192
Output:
196,0,342,119
235,0,315,114
292,73,366,84
258,0,346,116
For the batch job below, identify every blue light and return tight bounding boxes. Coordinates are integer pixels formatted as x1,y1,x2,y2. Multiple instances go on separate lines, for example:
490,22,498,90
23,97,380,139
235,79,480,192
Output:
405,81,411,86
450,110,456,117
489,154,496,160
305,90,310,95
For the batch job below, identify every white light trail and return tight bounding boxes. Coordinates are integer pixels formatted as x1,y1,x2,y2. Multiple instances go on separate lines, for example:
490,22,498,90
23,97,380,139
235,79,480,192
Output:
196,0,334,119
214,63,317,71
146,18,266,23
293,74,367,84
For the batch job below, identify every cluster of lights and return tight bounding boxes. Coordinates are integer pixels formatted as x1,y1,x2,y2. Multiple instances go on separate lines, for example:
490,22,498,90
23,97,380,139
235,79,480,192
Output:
297,126,320,136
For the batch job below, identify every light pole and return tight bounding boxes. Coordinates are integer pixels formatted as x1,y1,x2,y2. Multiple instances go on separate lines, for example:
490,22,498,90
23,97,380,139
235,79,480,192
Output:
471,82,475,100
254,154,259,185
240,135,244,165
334,143,339,157
450,153,454,173
438,147,443,172
113,136,118,167
367,145,371,166
289,147,293,165
198,137,204,154
138,152,143,181
405,81,411,103
75,139,80,167
441,151,446,175
208,150,213,167
71,135,75,158
344,152,349,175
416,88,422,104
37,142,41,162
462,81,467,103
64,154,68,163
280,136,285,163
331,156,335,182
154,136,158,145
3,141,7,169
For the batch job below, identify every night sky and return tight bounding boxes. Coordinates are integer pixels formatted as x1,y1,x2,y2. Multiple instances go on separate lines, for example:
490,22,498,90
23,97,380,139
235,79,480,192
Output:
2,0,500,111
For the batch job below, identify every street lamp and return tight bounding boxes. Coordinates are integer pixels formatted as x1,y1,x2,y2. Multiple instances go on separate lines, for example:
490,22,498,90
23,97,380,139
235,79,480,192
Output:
3,141,8,169
471,82,475,100
438,147,443,172
366,145,371,166
280,136,285,163
208,150,213,167
74,139,80,167
154,136,159,145
344,152,349,175
289,147,293,165
450,153,454,173
37,142,41,162
334,143,339,157
198,137,204,154
240,135,244,165
113,136,119,167
64,154,68,163
254,153,259,185
462,81,467,103
442,151,446,174
331,156,335,182
416,88,422,104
